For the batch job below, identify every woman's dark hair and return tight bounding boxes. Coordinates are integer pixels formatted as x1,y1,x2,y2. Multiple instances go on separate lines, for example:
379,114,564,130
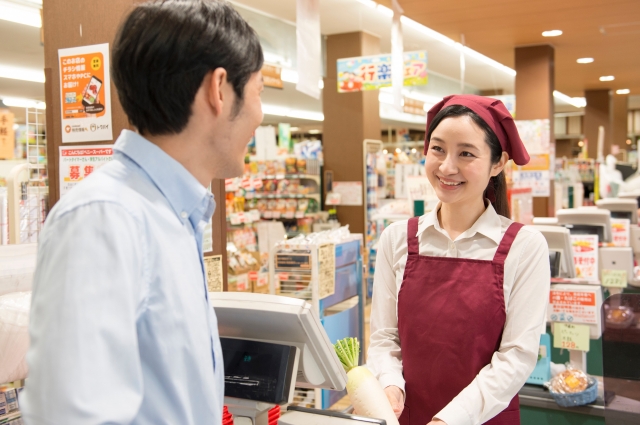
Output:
112,0,264,136
426,104,510,218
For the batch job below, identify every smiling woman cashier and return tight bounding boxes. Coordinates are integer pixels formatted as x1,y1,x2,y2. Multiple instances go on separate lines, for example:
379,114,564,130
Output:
367,95,550,425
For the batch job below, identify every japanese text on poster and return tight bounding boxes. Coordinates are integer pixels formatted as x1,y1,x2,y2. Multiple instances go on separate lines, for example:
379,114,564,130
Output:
515,119,550,154
611,218,630,247
570,235,599,282
318,243,336,298
204,255,223,292
553,323,590,352
548,288,598,325
512,170,550,197
0,111,15,159
59,145,113,197
59,43,113,142
337,51,427,93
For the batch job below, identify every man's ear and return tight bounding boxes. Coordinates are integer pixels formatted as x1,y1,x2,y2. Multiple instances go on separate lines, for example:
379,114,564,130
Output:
207,68,228,117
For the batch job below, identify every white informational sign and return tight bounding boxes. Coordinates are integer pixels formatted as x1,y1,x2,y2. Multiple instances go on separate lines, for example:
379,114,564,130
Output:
204,255,223,292
515,119,550,155
59,145,113,197
332,182,363,206
512,170,550,197
254,126,278,160
406,175,438,211
611,218,630,247
548,286,599,325
570,235,599,282
59,43,113,143
394,163,421,199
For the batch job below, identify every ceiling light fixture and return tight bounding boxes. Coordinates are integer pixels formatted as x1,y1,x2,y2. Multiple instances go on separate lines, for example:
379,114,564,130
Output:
616,89,630,95
553,91,586,108
599,76,615,82
289,127,300,131
2,97,46,109
0,0,41,28
280,68,324,89
0,64,45,83
308,129,321,134
542,30,563,37
353,0,517,77
576,57,594,64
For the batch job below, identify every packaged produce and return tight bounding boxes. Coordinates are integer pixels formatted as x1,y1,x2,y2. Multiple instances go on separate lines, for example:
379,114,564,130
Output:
277,179,290,195
285,199,298,213
285,157,297,174
267,200,278,212
296,159,307,174
276,199,287,213
256,199,268,213
297,199,309,213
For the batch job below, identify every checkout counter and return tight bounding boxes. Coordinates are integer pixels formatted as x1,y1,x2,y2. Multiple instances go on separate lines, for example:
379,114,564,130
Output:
522,206,640,424
210,292,386,425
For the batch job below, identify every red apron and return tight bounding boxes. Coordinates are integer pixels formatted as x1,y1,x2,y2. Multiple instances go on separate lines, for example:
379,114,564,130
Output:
398,217,523,425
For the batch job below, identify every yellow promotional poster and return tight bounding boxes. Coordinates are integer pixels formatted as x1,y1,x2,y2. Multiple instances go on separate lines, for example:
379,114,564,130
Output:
0,110,15,159
58,43,113,143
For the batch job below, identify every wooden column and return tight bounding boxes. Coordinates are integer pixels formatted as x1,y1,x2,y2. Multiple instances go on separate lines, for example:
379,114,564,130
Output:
42,0,227,286
515,45,555,217
323,32,381,234
584,89,611,159
611,93,628,155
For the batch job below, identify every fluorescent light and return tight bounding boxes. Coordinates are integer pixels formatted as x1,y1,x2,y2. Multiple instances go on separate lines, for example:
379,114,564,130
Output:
289,127,300,131
0,0,41,28
553,90,586,108
263,52,292,68
411,148,417,153
400,16,515,76
354,0,376,8
577,57,594,64
542,30,563,37
600,75,615,82
376,4,394,17
308,129,321,134
0,64,45,83
401,16,457,47
2,97,45,109
616,89,630,95
262,103,324,121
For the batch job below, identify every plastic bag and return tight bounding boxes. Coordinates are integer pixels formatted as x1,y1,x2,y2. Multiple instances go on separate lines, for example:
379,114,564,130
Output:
544,363,589,394
0,291,31,383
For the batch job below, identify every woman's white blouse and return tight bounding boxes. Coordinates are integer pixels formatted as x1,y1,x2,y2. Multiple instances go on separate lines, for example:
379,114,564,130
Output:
367,203,550,425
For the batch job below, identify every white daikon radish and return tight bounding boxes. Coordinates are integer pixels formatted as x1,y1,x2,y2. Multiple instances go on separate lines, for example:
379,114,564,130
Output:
334,337,400,425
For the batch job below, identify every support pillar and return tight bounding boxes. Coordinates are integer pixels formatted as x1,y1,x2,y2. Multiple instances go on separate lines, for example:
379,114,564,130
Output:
611,93,629,157
43,0,227,285
585,89,611,160
515,45,555,217
323,32,381,234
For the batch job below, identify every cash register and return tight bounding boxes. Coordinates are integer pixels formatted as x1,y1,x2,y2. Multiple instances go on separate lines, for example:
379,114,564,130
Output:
210,292,387,425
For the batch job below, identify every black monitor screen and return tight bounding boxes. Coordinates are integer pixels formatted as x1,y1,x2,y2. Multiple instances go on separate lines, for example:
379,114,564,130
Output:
564,224,604,241
549,251,561,278
611,211,632,221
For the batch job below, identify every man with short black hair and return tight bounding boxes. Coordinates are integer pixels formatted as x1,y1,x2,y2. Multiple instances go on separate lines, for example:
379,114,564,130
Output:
22,1,264,424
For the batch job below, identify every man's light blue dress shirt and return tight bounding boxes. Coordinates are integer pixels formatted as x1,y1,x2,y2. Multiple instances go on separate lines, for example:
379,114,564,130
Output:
22,130,224,425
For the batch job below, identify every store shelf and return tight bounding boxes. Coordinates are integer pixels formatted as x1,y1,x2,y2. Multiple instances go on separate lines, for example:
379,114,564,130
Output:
246,193,320,200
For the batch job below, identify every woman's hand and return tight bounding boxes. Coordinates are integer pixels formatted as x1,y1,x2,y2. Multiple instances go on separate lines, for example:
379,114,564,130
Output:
384,385,404,419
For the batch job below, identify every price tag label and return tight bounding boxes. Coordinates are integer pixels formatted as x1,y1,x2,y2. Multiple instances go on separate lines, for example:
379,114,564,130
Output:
326,192,342,205
602,269,628,288
295,211,305,219
553,322,590,352
283,212,295,219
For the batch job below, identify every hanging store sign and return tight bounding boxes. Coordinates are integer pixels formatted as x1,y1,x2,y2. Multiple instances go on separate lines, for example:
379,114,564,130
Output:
59,145,113,197
261,64,283,89
59,43,113,143
337,50,428,93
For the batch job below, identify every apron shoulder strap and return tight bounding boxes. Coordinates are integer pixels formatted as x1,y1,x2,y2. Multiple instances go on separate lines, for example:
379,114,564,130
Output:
493,222,525,265
407,217,420,255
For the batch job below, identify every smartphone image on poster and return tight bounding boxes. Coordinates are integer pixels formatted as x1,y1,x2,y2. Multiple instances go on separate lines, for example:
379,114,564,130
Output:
82,76,103,106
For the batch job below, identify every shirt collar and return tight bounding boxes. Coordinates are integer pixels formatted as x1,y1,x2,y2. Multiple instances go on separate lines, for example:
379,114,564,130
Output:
417,201,503,245
113,130,215,226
